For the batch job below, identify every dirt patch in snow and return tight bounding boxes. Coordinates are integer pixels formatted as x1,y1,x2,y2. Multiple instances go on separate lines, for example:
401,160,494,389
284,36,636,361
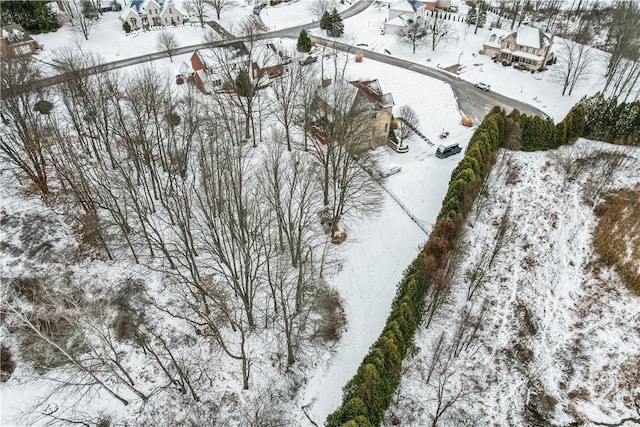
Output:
593,186,640,295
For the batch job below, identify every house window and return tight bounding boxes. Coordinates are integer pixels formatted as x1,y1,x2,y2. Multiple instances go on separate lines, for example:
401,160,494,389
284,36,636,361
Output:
165,17,167,23
506,43,511,49
130,17,137,27
384,123,388,132
169,8,172,13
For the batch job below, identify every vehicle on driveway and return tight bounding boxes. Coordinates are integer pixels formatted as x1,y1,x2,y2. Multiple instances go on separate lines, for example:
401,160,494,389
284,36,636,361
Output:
436,143,462,159
474,81,491,91
299,55,317,66
252,3,266,14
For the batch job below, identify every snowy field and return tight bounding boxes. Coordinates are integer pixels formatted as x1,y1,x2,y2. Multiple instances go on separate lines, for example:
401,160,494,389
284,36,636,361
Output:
3,0,637,425
0,44,468,426
388,140,640,426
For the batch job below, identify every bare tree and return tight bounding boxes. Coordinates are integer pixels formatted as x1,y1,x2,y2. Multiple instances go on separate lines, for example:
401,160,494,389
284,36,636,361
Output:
397,20,430,54
185,0,208,27
395,105,420,143
552,32,595,96
157,31,178,62
205,0,234,20
308,0,336,20
271,57,308,151
0,58,51,195
64,0,95,40
427,14,456,51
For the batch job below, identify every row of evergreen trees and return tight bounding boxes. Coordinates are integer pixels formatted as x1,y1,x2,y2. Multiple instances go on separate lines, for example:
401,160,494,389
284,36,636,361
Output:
325,102,590,426
582,93,640,146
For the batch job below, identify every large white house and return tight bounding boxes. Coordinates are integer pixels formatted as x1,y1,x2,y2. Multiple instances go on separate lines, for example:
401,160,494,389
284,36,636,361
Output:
384,0,425,34
482,26,554,71
120,0,185,30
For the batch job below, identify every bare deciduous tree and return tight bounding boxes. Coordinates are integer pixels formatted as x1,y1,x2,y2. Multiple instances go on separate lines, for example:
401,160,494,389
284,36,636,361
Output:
308,0,336,20
395,105,420,143
205,0,234,20
397,20,430,54
65,0,95,40
552,34,595,96
157,31,178,62
427,14,456,51
185,0,208,27
0,58,51,195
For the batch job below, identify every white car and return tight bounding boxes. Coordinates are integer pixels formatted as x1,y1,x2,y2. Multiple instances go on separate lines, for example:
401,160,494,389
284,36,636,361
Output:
474,82,491,91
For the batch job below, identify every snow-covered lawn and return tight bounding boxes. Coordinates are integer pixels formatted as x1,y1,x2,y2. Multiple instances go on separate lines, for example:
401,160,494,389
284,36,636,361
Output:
335,3,612,121
388,139,640,426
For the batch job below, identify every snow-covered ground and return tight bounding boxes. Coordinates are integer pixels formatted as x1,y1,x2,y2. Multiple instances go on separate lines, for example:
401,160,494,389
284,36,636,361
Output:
388,140,640,426
4,1,637,425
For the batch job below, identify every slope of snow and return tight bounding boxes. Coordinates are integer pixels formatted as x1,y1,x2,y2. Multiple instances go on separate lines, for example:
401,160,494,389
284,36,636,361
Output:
388,140,640,426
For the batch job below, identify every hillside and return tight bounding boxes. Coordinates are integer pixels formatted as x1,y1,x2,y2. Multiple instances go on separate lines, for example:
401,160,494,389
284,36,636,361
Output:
387,139,640,426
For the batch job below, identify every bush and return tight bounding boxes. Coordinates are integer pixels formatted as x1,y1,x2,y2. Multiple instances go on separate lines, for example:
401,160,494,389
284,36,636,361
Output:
122,21,131,33
0,346,16,382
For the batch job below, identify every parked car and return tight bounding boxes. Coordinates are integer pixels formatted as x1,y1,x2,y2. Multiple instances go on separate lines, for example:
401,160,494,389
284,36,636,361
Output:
299,55,317,66
474,81,491,91
252,3,266,14
380,165,402,178
436,143,462,159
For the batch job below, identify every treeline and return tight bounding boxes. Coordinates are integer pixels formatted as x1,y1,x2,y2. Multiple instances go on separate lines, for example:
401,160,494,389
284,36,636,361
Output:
326,102,588,426
582,93,640,146
0,1,59,33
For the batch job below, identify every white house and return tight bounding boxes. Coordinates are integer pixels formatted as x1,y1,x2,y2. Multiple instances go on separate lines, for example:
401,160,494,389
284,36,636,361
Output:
482,26,554,71
384,0,425,34
120,0,185,30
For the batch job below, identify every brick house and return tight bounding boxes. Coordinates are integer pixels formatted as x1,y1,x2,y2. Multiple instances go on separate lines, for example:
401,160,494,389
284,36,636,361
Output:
0,24,36,61
482,26,554,71
315,79,395,152
190,42,250,94
120,0,185,30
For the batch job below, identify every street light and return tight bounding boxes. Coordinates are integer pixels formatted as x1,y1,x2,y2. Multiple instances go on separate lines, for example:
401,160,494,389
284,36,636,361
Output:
458,51,464,65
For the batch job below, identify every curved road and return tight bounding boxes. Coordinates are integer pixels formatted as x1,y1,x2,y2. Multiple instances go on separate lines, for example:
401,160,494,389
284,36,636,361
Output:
1,0,544,122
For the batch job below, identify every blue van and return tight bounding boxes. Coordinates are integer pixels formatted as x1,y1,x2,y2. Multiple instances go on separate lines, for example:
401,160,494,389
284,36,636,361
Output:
436,143,462,159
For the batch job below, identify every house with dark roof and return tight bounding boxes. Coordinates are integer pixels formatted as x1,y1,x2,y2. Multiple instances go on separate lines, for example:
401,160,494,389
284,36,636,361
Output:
482,26,554,71
120,0,184,30
0,24,37,61
315,79,395,152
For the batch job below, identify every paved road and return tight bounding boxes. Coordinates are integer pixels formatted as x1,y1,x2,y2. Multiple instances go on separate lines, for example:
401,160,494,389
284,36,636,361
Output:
310,36,546,121
1,0,544,122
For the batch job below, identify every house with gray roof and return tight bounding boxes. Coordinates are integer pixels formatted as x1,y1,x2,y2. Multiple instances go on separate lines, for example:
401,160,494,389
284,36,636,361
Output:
0,24,36,61
482,26,554,71
120,0,185,30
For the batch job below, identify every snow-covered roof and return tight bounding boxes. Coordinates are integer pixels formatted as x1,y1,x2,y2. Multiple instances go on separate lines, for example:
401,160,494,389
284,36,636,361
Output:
511,50,543,61
0,24,33,45
390,0,424,13
515,26,551,50
386,14,412,27
179,61,193,74
318,79,359,113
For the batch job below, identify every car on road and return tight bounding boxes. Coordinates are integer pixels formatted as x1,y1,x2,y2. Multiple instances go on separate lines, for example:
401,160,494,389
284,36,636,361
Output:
299,55,317,66
436,143,462,159
380,165,402,178
474,82,491,91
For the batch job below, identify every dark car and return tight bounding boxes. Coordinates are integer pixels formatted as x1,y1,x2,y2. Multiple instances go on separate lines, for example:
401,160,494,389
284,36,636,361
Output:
436,143,462,159
299,55,317,66
252,3,266,14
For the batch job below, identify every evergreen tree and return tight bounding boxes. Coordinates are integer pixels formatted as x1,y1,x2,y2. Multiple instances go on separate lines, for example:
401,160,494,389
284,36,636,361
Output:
320,10,331,30
328,8,344,37
466,4,477,26
296,29,312,52
0,1,60,33
122,21,132,33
